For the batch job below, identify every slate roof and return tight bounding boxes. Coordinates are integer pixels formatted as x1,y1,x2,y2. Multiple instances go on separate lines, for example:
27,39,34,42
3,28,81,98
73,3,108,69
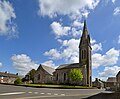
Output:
37,64,55,75
107,77,116,82
0,72,18,78
56,63,84,70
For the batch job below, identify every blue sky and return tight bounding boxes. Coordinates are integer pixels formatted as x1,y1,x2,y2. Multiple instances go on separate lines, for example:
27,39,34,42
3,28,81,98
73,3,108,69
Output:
0,0,120,81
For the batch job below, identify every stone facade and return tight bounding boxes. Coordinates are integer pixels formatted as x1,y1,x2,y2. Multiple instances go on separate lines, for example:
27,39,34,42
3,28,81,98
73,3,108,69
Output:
116,71,120,89
53,63,87,85
34,64,55,84
105,77,117,90
0,72,18,83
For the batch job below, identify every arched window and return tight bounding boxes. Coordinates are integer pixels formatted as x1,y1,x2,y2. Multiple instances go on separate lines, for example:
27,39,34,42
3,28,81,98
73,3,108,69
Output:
81,50,84,59
38,74,40,80
84,50,86,59
56,73,58,81
64,73,66,81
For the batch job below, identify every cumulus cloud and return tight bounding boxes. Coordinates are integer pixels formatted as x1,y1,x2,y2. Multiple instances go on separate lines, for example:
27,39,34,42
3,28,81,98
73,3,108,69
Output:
113,7,120,16
38,0,100,18
118,35,120,44
51,21,70,38
11,54,39,75
44,49,61,60
92,48,120,69
91,39,102,52
0,0,17,37
44,39,79,63
99,66,120,80
44,38,102,63
112,0,116,4
42,60,56,68
0,62,3,68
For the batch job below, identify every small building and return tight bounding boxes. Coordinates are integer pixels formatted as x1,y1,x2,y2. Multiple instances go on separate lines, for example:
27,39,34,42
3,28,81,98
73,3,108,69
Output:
93,78,104,89
0,72,18,83
116,71,120,89
34,64,55,84
105,77,117,90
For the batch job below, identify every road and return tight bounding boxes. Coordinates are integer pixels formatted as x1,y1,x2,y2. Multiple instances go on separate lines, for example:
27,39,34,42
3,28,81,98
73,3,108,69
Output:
0,84,107,99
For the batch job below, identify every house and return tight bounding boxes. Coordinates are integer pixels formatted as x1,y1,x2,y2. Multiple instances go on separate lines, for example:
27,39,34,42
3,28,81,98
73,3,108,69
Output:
0,72,18,83
34,64,55,84
34,20,92,86
105,77,117,90
93,78,104,89
116,71,120,89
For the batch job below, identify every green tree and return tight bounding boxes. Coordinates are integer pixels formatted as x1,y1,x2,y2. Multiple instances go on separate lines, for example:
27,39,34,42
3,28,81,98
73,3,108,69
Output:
69,69,83,85
14,77,22,85
28,69,36,83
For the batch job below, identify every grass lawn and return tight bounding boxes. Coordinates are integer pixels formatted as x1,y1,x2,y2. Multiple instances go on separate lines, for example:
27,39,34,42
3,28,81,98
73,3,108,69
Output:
20,83,93,89
0,83,93,89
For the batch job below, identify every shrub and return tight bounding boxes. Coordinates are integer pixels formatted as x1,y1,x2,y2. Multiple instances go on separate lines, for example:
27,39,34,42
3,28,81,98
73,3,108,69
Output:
14,78,22,85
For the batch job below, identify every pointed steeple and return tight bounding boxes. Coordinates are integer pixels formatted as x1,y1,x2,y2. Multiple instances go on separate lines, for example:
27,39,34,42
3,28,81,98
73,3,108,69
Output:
82,20,88,39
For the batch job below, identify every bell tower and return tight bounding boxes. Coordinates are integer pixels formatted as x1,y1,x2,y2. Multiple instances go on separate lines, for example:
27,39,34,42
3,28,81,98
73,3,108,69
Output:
79,20,92,86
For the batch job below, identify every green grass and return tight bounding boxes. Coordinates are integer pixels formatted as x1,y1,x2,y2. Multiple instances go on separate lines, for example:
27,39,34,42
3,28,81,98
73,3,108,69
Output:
20,83,92,89
0,82,93,89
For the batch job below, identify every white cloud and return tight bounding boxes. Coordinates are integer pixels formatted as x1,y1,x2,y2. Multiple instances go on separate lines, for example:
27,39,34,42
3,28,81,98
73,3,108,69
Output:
118,35,120,44
112,0,116,4
51,21,70,38
113,7,120,16
42,60,56,68
11,54,39,75
44,49,61,60
99,66,120,80
0,62,3,68
92,48,120,69
62,39,79,63
44,38,104,64
44,39,79,63
92,43,102,52
70,28,82,37
73,20,84,27
38,0,100,18
0,0,17,37
91,39,102,52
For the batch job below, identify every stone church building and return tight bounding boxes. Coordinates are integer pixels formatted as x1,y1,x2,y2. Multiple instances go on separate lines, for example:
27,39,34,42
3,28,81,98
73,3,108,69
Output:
34,20,92,86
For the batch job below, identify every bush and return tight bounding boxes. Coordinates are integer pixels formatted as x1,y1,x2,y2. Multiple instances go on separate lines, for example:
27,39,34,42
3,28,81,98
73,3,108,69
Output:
14,78,22,85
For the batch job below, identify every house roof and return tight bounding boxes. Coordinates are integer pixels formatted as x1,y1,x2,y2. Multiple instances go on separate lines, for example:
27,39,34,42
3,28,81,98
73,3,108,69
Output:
37,64,55,75
116,71,120,77
106,77,116,82
56,63,84,70
0,72,18,78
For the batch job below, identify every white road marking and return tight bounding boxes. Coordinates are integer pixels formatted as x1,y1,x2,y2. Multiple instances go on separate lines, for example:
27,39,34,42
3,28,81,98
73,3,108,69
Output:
40,93,45,94
47,93,51,95
34,92,38,94
54,93,58,95
0,92,25,96
61,94,65,96
28,92,32,94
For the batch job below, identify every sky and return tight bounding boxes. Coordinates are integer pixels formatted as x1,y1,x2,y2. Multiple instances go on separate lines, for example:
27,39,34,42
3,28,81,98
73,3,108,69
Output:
0,0,120,81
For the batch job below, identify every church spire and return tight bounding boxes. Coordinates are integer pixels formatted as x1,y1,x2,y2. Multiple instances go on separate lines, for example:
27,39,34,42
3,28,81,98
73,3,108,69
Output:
82,20,88,39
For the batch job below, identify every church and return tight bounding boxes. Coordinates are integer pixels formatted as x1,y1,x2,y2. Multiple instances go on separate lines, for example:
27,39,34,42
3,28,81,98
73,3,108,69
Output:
34,20,92,86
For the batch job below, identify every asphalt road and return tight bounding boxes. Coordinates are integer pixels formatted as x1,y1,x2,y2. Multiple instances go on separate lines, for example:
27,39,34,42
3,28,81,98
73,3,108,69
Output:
0,84,107,99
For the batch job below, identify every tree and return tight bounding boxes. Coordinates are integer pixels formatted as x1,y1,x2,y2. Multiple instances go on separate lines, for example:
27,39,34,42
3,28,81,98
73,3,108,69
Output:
69,69,83,85
14,77,22,85
28,69,36,83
